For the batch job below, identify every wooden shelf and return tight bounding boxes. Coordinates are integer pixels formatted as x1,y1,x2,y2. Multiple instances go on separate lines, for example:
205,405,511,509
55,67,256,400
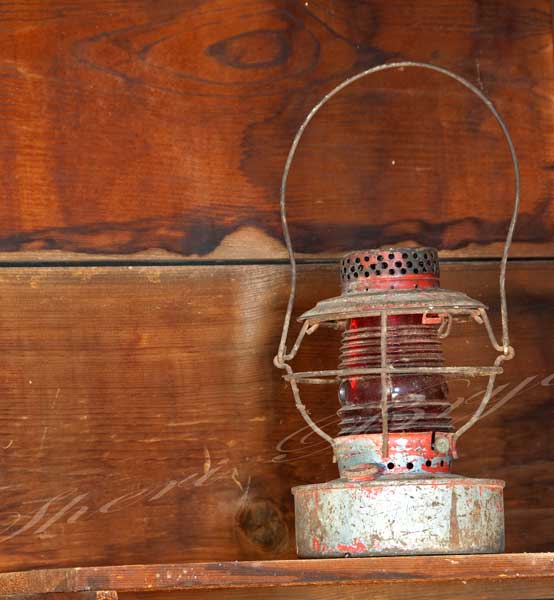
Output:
1,553,554,600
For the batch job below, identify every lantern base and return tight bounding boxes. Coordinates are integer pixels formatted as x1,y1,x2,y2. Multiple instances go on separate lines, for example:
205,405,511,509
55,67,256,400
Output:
292,474,504,557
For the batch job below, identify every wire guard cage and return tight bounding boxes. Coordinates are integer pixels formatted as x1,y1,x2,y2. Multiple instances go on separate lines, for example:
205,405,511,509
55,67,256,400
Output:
273,61,519,458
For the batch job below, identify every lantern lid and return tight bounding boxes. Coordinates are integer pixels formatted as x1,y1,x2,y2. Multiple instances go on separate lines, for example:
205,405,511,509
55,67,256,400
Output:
298,287,486,324
341,247,439,293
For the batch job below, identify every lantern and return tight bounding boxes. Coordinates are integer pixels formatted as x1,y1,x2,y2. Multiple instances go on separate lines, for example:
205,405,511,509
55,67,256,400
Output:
274,62,519,557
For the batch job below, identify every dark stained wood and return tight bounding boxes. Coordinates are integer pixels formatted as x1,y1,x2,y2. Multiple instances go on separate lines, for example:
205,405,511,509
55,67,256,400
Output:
0,554,553,597
0,261,551,571
0,0,552,260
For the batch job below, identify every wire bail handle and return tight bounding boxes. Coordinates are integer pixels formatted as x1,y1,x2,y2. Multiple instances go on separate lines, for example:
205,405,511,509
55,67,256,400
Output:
274,61,519,448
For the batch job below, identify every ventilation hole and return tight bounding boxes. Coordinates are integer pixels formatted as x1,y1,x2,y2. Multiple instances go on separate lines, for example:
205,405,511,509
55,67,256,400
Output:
377,255,383,261
440,460,444,467
413,268,419,274
370,264,376,270
346,258,350,263
364,256,369,262
402,252,408,259
424,253,428,259
422,267,428,273
425,460,432,467
388,253,394,259
407,261,413,268
355,257,360,263
358,264,364,271
395,261,402,267
364,271,369,277
387,462,395,470
419,261,424,267
381,262,387,269
389,269,395,275
375,269,381,275
406,462,414,470
401,268,407,274
347,274,351,280
354,272,358,278
350,266,355,272
413,253,418,259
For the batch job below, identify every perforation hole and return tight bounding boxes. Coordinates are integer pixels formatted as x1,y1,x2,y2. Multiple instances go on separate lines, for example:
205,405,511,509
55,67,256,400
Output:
395,261,402,268
388,253,395,259
387,462,395,470
406,462,414,470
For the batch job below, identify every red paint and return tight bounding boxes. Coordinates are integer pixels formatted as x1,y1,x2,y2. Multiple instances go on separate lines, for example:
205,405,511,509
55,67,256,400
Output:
337,538,368,554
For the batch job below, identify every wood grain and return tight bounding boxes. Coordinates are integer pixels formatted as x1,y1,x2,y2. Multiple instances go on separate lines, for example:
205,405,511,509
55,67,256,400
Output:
1,554,553,596
0,0,552,260
0,261,551,571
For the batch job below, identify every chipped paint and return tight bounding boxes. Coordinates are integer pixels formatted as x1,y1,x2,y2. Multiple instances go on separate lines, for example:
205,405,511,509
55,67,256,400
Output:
293,475,504,557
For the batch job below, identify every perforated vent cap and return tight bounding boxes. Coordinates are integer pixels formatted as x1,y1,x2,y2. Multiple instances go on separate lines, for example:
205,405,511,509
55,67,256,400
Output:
340,247,440,293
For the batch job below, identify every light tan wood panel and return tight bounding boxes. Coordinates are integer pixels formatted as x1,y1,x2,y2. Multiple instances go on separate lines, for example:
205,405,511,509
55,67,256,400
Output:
0,261,551,570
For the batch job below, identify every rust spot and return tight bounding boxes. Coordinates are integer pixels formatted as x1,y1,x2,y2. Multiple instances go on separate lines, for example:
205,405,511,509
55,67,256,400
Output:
449,489,461,548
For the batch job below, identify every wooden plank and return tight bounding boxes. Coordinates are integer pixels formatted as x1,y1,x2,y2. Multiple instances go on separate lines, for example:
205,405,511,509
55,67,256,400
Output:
119,579,554,600
0,554,553,595
0,261,551,570
0,0,552,260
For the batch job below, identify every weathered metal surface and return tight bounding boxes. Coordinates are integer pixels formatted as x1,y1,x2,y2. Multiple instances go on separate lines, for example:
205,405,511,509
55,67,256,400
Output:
299,288,485,324
340,247,440,293
293,475,505,557
335,433,455,478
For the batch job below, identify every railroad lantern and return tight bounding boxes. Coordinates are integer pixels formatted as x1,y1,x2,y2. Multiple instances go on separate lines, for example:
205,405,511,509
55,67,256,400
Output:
274,62,519,557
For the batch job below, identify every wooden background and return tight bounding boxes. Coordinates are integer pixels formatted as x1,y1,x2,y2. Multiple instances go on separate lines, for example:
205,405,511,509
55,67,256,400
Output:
0,0,552,571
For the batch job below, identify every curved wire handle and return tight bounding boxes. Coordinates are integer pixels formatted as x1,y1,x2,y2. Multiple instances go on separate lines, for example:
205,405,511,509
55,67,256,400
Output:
274,61,520,447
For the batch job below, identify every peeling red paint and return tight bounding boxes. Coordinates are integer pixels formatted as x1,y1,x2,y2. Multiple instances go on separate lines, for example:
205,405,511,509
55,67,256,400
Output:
337,538,368,554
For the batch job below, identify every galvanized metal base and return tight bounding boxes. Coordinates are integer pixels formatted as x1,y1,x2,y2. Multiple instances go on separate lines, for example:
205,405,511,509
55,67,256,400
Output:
293,474,505,557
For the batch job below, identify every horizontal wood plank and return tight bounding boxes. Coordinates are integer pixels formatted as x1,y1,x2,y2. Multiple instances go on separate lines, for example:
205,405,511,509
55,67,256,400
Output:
1,554,554,593
0,261,551,570
0,0,552,260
